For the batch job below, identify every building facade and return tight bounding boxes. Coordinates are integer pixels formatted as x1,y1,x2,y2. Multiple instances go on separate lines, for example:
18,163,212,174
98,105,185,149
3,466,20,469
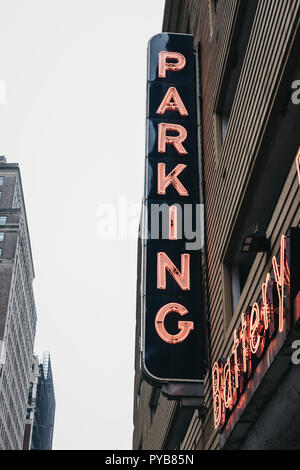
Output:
29,352,55,450
0,157,37,450
23,355,39,450
133,0,300,450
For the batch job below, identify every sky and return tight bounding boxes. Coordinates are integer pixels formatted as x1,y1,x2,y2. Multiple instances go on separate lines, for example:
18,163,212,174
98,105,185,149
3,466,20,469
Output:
0,0,165,450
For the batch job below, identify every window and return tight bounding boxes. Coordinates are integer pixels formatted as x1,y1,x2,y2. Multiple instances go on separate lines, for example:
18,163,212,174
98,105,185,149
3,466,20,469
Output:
215,0,258,156
28,383,33,405
223,245,257,321
138,434,143,450
0,177,4,186
0,233,4,242
0,192,2,199
208,0,217,38
0,217,6,226
149,387,160,423
0,248,2,258
136,379,142,408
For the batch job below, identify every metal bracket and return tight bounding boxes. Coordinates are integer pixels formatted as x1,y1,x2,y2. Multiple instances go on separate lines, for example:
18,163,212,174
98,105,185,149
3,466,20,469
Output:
162,382,205,415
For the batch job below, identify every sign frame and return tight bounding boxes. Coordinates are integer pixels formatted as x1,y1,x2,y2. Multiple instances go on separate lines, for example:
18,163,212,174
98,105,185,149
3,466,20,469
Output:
141,33,207,386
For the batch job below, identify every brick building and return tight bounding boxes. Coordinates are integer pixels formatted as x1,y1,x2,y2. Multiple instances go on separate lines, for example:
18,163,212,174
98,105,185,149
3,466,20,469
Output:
0,157,37,449
133,0,300,450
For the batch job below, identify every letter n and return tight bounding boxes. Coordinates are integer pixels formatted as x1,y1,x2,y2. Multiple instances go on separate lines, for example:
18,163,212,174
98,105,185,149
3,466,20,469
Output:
157,252,190,290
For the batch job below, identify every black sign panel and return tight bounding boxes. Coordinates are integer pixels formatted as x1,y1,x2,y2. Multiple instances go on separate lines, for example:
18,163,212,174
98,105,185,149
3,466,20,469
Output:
141,33,206,385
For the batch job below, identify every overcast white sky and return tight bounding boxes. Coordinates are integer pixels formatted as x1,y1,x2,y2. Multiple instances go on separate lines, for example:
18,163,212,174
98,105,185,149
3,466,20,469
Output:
0,0,165,450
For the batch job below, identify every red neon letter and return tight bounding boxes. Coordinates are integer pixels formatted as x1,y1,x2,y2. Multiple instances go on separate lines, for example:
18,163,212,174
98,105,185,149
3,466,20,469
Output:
232,329,240,389
156,87,188,116
261,272,271,330
169,205,178,240
240,313,249,373
272,235,286,332
250,303,261,354
223,358,233,410
212,362,225,429
158,51,186,78
157,252,190,291
157,163,188,196
155,302,193,344
158,123,188,155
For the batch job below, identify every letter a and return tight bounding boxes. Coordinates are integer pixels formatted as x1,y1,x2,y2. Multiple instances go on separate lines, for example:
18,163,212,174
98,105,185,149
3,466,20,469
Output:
156,87,188,116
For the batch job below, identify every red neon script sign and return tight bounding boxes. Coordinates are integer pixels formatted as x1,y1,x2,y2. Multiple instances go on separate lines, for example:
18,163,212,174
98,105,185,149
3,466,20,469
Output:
212,234,291,429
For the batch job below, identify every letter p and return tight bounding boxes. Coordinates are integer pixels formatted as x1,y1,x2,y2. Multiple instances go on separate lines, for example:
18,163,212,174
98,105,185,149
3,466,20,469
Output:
158,51,186,78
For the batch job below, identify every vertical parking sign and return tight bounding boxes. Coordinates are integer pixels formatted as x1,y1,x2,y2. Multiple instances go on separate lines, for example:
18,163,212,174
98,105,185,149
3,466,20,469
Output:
141,33,206,385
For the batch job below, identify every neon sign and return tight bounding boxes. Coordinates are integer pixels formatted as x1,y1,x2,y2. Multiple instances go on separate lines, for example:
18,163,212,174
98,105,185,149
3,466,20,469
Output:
212,229,300,430
141,33,206,384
